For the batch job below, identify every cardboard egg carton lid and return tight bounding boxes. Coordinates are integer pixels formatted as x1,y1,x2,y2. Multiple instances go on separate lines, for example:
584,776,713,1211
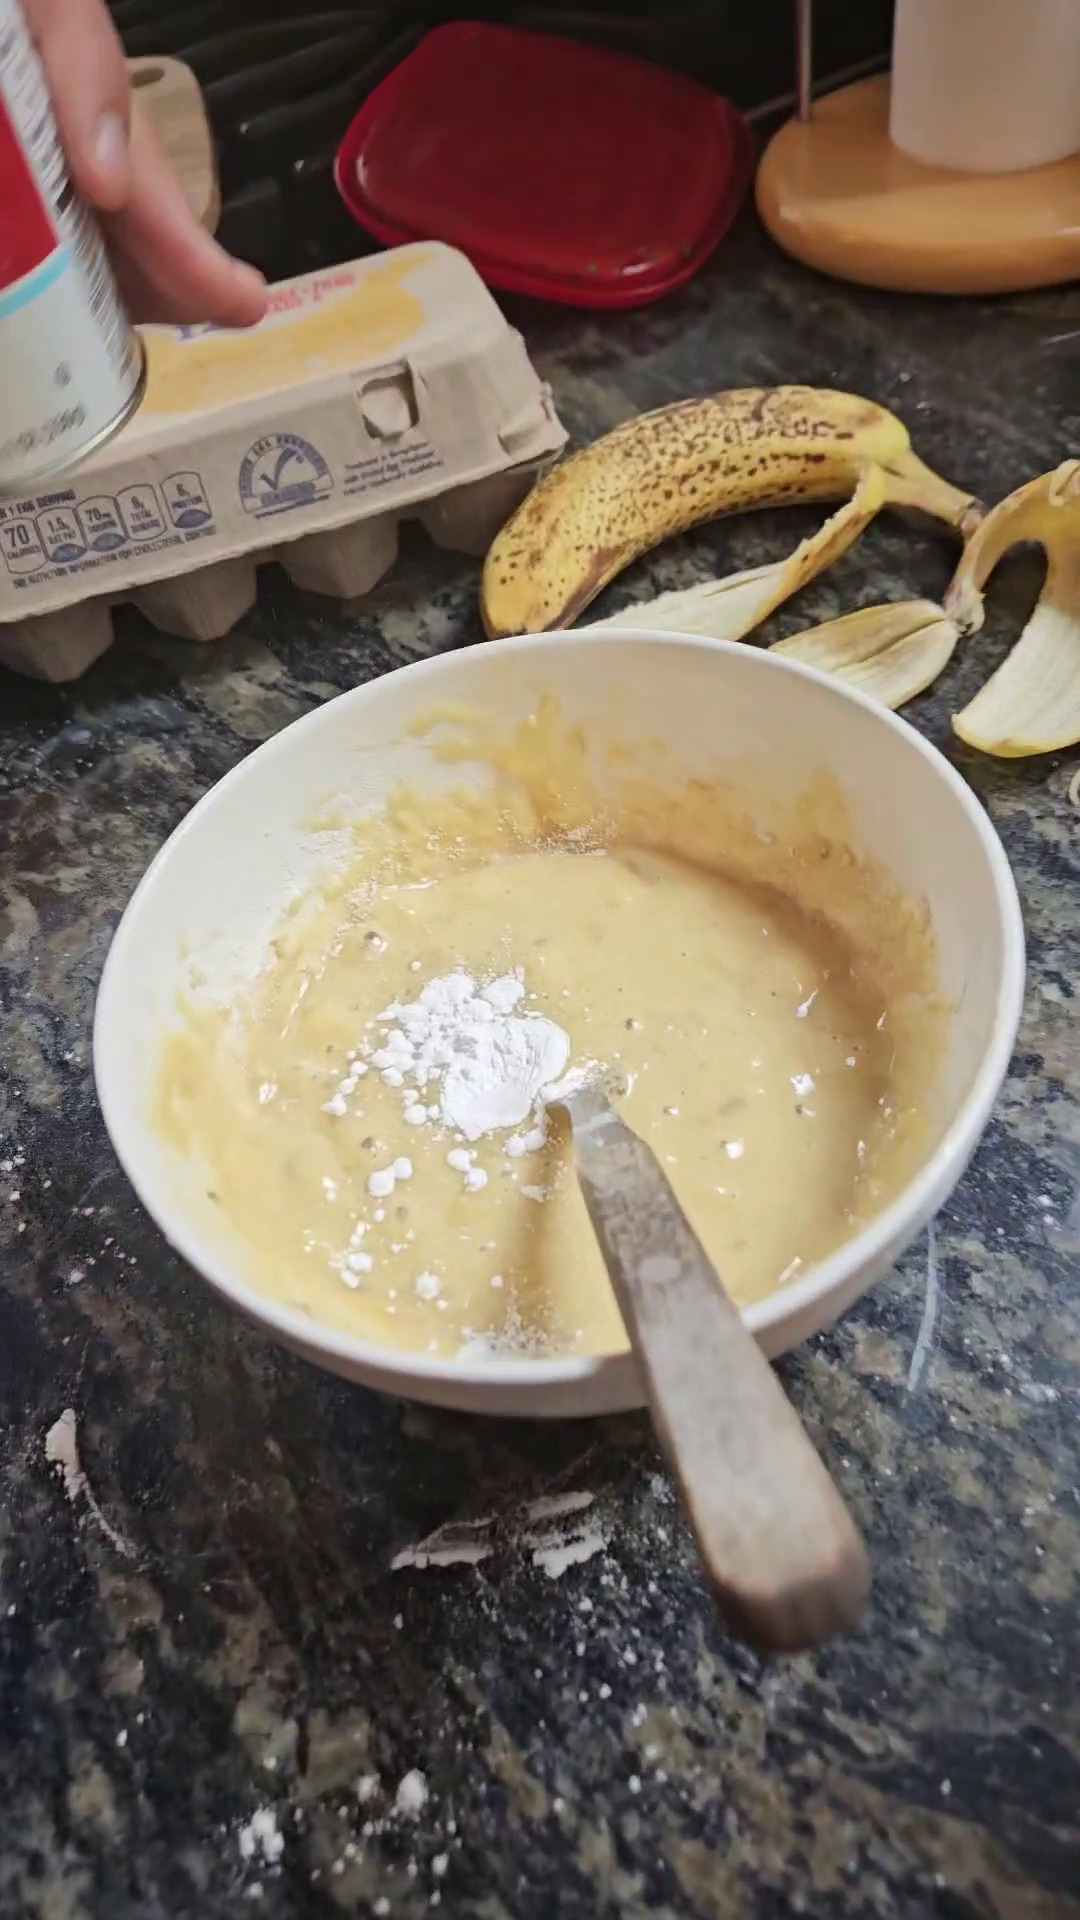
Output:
0,243,565,677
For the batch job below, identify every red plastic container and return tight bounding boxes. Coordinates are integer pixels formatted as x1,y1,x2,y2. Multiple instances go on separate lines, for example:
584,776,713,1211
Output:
334,21,754,310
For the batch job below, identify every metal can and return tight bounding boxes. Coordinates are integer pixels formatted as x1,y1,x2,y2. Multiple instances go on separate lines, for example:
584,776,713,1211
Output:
0,0,144,493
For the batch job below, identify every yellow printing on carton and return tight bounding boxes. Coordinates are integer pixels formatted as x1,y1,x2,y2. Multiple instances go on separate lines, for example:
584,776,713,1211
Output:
141,257,431,415
0,243,565,681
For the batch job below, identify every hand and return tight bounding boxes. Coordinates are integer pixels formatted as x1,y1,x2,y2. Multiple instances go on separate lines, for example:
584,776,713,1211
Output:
23,0,268,327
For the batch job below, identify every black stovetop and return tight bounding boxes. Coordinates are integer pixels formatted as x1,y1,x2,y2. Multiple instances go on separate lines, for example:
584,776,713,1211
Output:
110,0,894,282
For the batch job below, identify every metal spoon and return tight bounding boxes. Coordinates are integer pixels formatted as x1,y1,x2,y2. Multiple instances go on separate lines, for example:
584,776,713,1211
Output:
554,1080,871,1654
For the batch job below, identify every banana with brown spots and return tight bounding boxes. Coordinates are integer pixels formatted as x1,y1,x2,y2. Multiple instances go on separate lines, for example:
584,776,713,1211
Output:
480,386,980,639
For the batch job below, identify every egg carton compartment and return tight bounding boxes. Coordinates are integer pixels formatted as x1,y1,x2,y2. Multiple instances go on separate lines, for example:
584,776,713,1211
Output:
0,462,547,681
0,243,565,681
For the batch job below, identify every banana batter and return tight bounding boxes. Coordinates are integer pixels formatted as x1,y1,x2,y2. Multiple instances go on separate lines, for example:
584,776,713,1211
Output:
155,704,940,1359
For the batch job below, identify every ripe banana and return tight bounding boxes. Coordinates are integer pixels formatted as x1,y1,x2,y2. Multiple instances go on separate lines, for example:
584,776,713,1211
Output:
947,461,1080,757
480,386,980,638
582,465,887,642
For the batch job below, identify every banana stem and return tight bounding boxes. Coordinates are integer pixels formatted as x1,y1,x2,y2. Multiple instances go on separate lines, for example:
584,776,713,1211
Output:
883,449,982,536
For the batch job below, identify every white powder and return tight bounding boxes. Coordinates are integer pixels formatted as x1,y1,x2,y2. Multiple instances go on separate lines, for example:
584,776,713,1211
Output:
531,1528,608,1577
365,970,570,1142
237,1807,284,1867
321,969,579,1296
44,1408,88,1506
43,1408,134,1560
394,1769,428,1817
366,1156,413,1199
322,1058,367,1116
506,1121,547,1158
525,1491,595,1523
444,1145,488,1194
456,1334,497,1361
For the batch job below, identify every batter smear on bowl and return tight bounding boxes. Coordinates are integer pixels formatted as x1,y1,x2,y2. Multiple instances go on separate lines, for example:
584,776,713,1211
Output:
154,703,942,1359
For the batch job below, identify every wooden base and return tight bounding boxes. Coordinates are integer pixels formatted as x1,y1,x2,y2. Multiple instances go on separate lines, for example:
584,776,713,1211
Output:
756,75,1080,295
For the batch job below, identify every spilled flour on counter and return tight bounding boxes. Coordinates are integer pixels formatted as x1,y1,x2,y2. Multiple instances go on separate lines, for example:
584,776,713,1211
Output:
394,1769,429,1817
43,1408,135,1560
237,1806,285,1869
391,1490,610,1580
342,969,571,1142
524,1493,610,1580
391,1517,496,1572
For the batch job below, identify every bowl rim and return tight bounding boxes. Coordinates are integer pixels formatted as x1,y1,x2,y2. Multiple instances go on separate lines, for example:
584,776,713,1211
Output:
94,628,1026,1393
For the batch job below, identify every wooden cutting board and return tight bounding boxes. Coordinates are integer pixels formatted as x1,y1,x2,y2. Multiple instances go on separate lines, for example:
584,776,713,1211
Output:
128,55,219,232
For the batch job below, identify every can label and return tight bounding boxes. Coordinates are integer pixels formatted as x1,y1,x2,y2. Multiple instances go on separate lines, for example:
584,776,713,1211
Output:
0,0,142,488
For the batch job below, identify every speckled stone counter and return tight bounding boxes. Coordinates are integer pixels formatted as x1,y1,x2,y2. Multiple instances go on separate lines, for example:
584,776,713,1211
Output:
1,224,1078,1920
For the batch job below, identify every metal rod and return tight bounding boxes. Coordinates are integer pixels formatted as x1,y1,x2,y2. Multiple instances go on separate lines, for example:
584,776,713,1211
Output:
796,0,814,121
743,53,887,126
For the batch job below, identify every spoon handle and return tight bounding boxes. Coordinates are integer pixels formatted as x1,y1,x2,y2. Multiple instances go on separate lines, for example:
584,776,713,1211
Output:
569,1096,871,1653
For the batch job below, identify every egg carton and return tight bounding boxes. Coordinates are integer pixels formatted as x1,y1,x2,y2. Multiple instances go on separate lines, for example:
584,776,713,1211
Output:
0,243,565,681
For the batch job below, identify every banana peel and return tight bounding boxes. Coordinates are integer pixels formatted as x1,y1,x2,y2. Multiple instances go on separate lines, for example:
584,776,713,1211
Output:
480,386,980,638
769,600,959,708
581,465,888,641
946,461,1080,757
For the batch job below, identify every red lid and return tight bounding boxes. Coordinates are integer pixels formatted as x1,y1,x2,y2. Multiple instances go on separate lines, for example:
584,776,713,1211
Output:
334,21,753,309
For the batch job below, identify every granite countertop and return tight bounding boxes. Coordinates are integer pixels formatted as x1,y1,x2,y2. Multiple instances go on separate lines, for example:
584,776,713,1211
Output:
1,223,1078,1920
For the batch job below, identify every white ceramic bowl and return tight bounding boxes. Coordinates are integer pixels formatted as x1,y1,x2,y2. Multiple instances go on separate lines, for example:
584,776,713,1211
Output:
94,632,1025,1417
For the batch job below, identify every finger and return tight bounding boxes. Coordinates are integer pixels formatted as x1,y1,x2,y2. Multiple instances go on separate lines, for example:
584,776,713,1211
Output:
109,249,265,329
101,113,267,328
22,0,132,210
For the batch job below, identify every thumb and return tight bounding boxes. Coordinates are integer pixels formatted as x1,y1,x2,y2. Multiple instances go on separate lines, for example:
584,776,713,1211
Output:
22,0,133,211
